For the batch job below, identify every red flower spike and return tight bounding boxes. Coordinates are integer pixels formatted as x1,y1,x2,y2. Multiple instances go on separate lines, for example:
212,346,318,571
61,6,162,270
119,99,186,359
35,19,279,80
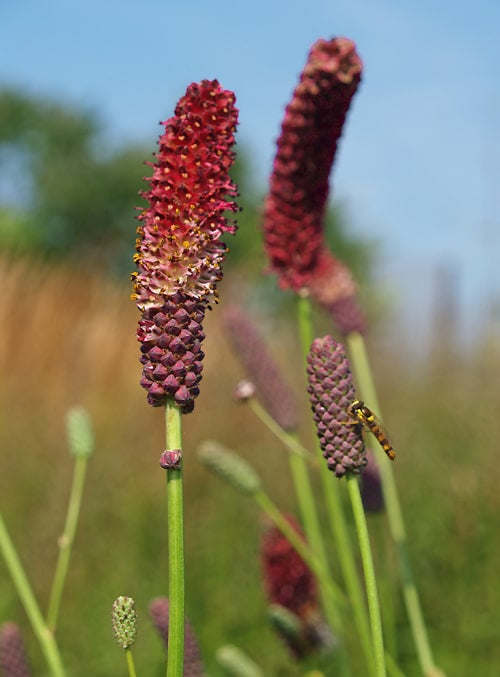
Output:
261,516,334,658
133,79,239,312
263,38,362,293
133,80,239,411
261,516,318,619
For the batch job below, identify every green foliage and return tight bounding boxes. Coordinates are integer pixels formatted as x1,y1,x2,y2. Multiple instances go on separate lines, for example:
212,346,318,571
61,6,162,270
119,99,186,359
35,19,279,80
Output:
0,88,150,272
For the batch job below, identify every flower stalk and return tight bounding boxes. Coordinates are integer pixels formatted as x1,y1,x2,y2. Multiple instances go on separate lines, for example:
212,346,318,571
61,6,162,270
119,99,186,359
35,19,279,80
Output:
133,79,239,677
346,475,386,677
165,398,185,677
47,407,94,633
0,514,65,677
347,332,439,675
299,297,375,676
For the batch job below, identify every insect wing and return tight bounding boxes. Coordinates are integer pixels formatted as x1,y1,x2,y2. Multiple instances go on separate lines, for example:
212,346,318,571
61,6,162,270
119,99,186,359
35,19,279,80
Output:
357,404,395,461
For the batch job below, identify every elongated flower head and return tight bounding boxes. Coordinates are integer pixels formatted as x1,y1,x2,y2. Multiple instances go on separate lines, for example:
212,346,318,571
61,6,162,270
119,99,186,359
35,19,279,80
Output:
306,249,366,335
138,294,205,411
133,80,239,411
223,306,299,430
197,440,261,496
306,336,366,476
261,515,317,618
262,517,334,658
263,38,362,292
111,596,137,649
133,80,238,310
360,450,384,512
0,623,30,677
149,597,205,676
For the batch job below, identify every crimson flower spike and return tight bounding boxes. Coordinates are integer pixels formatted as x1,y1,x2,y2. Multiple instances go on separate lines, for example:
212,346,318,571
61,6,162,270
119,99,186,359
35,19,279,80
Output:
263,38,366,334
132,80,239,412
261,516,333,658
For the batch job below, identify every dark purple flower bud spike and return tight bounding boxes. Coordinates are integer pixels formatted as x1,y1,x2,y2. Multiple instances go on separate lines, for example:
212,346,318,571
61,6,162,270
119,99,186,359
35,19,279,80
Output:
0,623,31,677
160,449,182,470
223,306,299,430
360,451,384,512
149,597,206,676
306,335,366,477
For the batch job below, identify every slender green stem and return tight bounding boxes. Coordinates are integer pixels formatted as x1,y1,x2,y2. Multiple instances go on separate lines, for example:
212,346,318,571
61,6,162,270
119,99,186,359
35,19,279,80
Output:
322,475,377,677
298,295,375,674
247,398,317,464
294,295,345,638
346,475,386,677
347,332,438,676
253,373,374,673
165,399,184,677
125,647,138,677
46,455,88,632
256,371,375,674
0,513,65,676
385,651,408,677
255,491,345,607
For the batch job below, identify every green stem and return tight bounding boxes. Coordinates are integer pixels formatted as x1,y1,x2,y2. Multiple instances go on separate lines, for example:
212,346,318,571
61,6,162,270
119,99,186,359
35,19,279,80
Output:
46,455,88,632
294,295,345,638
347,332,438,676
298,295,376,674
0,513,65,676
125,647,138,677
247,398,316,465
346,475,386,677
165,399,184,677
255,491,345,607
322,474,377,677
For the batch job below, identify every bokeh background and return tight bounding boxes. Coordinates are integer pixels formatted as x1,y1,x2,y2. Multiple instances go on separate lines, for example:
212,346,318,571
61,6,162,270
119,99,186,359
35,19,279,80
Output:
1,2,499,675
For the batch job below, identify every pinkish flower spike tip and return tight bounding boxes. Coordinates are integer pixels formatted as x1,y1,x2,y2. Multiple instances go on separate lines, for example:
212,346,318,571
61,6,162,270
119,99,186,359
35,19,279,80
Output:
133,79,239,311
133,80,239,411
263,38,362,293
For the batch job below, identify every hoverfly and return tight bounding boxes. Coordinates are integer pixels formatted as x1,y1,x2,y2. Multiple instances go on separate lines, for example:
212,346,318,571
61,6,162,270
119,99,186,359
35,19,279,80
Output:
346,399,395,461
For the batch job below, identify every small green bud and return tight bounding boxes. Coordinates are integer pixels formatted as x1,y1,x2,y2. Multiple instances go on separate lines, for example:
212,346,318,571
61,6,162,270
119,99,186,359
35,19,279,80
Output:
197,441,261,496
216,644,264,677
267,603,302,640
66,407,94,458
111,596,137,649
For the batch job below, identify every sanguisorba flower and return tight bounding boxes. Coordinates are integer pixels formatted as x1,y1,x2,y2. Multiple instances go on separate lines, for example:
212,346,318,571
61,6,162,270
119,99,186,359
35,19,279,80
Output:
149,597,205,677
263,38,362,293
261,516,331,658
0,623,31,677
132,80,238,412
223,305,299,430
306,335,366,477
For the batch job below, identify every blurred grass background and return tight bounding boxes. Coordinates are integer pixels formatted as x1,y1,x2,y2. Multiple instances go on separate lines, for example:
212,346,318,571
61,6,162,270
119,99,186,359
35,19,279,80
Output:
1,88,500,676
0,258,499,676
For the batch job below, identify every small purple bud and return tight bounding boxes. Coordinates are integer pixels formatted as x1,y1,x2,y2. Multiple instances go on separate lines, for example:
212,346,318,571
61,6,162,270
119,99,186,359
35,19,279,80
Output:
160,449,182,470
233,379,256,401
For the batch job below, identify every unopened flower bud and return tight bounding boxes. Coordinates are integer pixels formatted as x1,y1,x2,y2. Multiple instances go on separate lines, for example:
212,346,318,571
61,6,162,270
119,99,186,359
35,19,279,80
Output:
197,441,261,495
111,596,137,649
224,306,299,430
306,336,366,477
66,406,94,458
0,623,30,677
233,379,256,402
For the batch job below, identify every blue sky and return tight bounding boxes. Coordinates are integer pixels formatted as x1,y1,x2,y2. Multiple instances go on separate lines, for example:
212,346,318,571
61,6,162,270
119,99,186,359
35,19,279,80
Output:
2,0,499,345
